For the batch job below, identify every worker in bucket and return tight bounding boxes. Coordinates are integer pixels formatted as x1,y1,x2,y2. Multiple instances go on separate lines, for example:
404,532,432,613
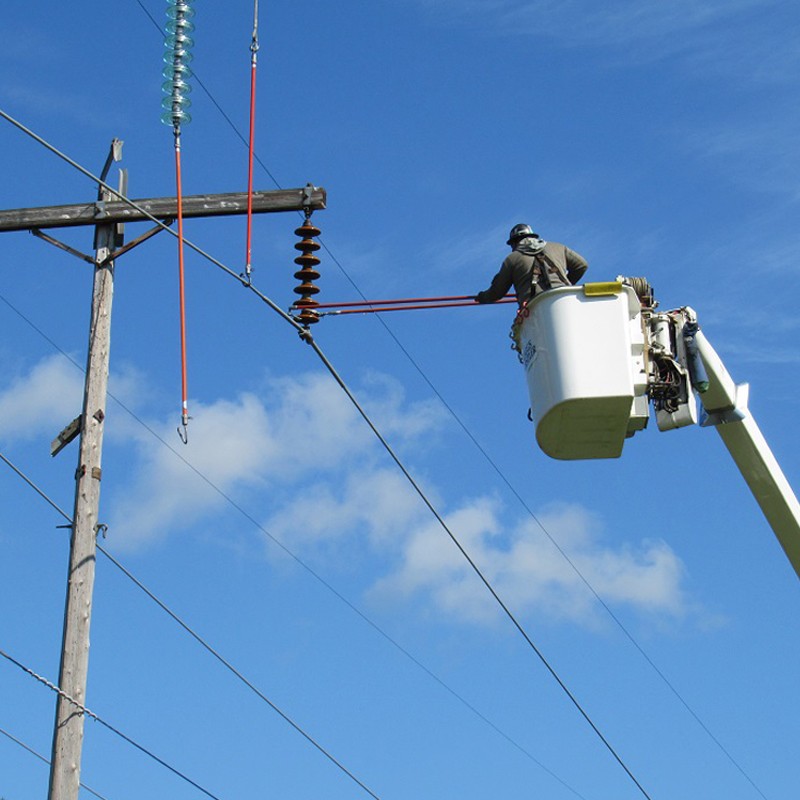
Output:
475,223,588,307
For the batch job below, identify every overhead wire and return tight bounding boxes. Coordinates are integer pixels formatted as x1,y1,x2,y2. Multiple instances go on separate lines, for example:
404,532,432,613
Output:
0,648,226,800
97,545,383,800
1,10,770,796
2,8,648,799
301,337,654,800
0,110,651,794
311,294,517,317
0,103,728,800
0,69,768,800
120,12,774,794
0,724,111,800
0,449,382,800
0,349,588,800
0,107,303,334
0,304,589,800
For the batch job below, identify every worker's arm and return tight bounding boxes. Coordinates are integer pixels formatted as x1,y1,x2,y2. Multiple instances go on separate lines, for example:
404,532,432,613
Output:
475,259,513,303
565,248,588,284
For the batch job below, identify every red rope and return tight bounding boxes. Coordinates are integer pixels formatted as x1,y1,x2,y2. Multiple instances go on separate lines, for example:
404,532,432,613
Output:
319,298,516,316
309,293,514,310
244,2,259,280
174,136,189,440
244,52,257,277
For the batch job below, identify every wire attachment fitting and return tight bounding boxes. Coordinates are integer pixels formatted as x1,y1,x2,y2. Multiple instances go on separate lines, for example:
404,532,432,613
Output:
291,211,322,326
250,0,260,55
178,410,191,444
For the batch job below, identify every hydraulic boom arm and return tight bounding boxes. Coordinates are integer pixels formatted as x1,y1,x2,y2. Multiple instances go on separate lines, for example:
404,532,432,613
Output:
517,282,800,579
694,329,800,578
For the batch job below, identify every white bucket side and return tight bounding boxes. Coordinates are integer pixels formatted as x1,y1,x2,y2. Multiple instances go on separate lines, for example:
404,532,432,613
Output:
520,287,639,459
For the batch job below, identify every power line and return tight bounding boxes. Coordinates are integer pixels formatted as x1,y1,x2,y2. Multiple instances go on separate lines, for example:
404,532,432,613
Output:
0,292,588,799
0,54,757,798
1,212,646,800
96,548,383,800
0,90,620,793
2,386,613,799
0,112,649,797
0,449,382,800
0,107,302,336
0,724,111,800
0,648,226,800
302,337,654,800
124,11,772,795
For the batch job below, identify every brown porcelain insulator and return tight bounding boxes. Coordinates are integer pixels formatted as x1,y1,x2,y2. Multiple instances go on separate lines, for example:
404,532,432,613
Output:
292,216,322,325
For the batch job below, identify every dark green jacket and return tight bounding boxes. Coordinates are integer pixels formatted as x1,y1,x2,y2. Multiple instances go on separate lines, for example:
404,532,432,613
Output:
476,240,588,306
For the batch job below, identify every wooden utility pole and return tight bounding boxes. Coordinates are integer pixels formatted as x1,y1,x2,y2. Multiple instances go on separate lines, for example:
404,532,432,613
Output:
46,144,121,800
0,140,325,800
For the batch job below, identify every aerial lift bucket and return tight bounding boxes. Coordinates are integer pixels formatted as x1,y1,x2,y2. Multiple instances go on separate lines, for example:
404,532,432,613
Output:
518,284,647,460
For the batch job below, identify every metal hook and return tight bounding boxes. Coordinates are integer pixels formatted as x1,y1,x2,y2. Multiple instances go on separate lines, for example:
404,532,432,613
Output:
178,416,190,445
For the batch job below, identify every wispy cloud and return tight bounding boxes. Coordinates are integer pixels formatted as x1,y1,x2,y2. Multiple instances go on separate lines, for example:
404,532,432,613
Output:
2,354,694,626
85,360,694,626
372,499,689,625
0,354,83,441
413,0,795,82
107,370,444,546
496,0,764,48
421,219,511,280
678,119,800,202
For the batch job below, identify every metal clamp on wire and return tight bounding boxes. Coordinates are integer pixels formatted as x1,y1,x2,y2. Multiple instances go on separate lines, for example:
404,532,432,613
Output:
297,327,314,345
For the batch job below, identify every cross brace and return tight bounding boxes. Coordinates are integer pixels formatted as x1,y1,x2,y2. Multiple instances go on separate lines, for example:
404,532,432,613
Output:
0,186,326,233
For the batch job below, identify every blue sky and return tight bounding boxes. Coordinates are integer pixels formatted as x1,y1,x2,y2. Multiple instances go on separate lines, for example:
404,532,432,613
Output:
1,1,799,799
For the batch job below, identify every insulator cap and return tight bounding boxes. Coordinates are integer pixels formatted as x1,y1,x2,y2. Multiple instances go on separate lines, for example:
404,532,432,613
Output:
294,266,321,281
294,222,321,239
297,310,320,325
293,282,320,296
293,298,320,308
294,253,321,270
294,237,321,252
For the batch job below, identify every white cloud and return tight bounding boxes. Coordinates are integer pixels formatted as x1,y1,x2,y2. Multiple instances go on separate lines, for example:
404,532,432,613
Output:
372,499,689,626
108,391,275,546
106,370,444,547
263,467,426,558
415,0,793,82
107,362,153,412
0,354,84,442
85,360,691,625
